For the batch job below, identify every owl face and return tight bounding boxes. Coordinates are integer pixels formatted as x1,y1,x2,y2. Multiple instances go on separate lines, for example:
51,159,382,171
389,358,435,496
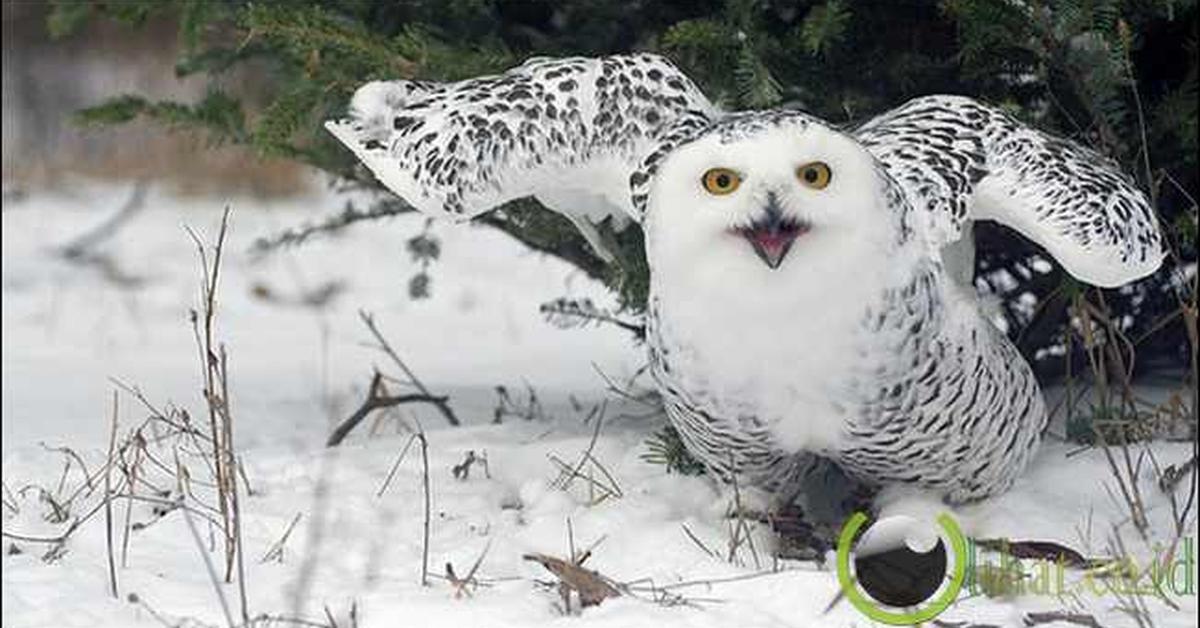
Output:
641,117,916,452
645,118,901,277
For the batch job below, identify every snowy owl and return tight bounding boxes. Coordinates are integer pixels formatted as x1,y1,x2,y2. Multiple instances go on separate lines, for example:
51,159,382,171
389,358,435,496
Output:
327,54,1164,503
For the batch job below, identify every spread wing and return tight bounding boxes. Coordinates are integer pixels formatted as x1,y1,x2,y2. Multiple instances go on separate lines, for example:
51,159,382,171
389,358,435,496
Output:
855,95,1164,287
325,54,717,234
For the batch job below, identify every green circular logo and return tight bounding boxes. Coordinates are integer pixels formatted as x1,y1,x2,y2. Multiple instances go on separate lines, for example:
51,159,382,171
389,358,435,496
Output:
836,512,968,625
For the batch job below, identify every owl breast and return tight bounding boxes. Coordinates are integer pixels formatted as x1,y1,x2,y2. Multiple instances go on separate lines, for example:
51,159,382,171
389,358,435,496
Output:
648,260,1048,502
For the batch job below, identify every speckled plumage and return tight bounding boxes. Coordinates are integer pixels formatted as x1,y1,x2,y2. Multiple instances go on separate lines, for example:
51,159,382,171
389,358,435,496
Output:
856,96,1163,286
327,54,1164,503
326,55,714,233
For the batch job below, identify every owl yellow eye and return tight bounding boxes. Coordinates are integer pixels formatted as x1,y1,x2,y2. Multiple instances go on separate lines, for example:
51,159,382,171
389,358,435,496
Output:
701,168,741,195
796,161,832,189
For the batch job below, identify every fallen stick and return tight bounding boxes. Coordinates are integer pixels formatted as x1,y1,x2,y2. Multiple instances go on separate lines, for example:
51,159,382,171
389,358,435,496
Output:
326,371,450,447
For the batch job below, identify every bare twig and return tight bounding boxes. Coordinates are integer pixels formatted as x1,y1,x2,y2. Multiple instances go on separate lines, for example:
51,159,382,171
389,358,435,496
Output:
180,482,235,628
375,433,418,498
105,391,119,599
547,403,622,504
591,363,661,409
418,423,431,587
1,491,222,546
326,371,447,447
1023,611,1107,627
251,613,336,628
118,431,148,569
260,513,303,564
126,592,180,628
360,311,459,427
680,523,718,559
186,208,249,624
451,450,490,481
1,481,18,516
933,620,1001,628
445,540,492,598
1159,455,1198,493
493,383,549,423
231,453,249,625
38,444,94,494
725,450,760,568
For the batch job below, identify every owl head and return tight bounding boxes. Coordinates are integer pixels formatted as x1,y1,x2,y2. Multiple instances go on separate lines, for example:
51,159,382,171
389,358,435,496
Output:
640,112,914,300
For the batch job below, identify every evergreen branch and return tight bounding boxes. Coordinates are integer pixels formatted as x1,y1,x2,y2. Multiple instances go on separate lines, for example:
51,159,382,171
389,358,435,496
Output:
178,0,228,53
239,4,417,78
46,1,92,39
734,44,782,109
392,24,515,81
800,0,851,57
252,82,326,156
72,91,247,144
251,196,416,252
175,43,269,78
539,298,645,340
642,425,706,476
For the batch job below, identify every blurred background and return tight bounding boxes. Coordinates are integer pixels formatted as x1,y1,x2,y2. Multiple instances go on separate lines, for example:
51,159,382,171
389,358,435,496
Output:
0,0,644,452
1,1,309,194
2,0,1196,449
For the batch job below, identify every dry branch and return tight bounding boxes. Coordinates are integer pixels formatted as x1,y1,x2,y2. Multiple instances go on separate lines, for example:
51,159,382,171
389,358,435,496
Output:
0,206,272,625
104,391,119,599
418,426,431,587
359,311,459,427
1023,611,1106,627
375,434,418,498
326,310,460,446
1159,455,1198,493
547,403,622,504
445,540,492,599
326,371,448,447
451,450,490,481
260,513,303,564
186,207,249,623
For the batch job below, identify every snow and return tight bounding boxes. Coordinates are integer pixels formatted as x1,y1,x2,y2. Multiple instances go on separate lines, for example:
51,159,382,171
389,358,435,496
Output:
3,180,1197,627
1,180,639,449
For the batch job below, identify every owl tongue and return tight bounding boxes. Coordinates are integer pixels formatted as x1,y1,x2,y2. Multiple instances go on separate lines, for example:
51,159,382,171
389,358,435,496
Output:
742,220,808,269
733,193,810,269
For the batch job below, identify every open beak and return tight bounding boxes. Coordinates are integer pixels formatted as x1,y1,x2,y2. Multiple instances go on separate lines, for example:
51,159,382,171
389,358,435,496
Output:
733,196,810,269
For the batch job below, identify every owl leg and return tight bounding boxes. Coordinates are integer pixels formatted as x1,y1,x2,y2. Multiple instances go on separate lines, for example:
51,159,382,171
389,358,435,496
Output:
773,454,876,520
768,454,879,561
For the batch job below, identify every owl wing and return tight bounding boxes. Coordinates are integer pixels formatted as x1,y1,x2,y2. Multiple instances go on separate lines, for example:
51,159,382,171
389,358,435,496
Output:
325,54,717,235
854,95,1164,287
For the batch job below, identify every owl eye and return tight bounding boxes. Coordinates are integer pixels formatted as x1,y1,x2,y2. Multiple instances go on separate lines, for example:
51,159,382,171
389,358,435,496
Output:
701,168,741,195
796,161,832,189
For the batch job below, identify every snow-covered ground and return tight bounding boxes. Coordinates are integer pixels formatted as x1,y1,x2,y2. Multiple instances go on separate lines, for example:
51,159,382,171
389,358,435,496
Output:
2,181,1197,627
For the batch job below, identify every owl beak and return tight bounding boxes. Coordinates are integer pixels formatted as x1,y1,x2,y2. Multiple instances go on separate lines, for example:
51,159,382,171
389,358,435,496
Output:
736,196,810,269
